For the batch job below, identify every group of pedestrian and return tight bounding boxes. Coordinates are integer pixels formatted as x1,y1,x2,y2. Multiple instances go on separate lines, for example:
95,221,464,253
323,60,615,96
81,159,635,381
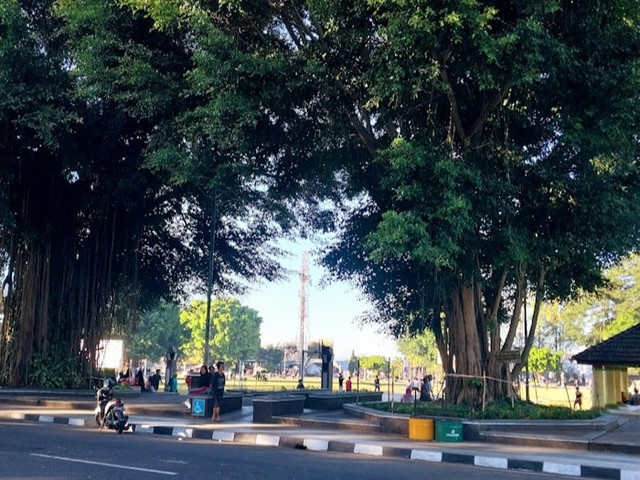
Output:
401,374,433,402
118,366,165,393
337,372,352,392
187,361,226,421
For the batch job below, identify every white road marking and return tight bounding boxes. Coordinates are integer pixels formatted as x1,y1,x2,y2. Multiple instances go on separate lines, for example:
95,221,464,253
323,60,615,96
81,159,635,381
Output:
30,453,177,476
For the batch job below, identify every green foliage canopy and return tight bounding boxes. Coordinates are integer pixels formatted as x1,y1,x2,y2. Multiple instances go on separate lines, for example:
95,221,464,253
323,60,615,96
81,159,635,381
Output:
125,299,188,363
179,298,261,365
358,355,388,372
529,346,562,378
396,330,439,370
537,254,640,349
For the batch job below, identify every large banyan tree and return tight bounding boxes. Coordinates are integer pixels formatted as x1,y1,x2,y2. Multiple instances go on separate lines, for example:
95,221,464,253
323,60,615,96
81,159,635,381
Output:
0,0,318,386
0,0,199,386
120,0,640,402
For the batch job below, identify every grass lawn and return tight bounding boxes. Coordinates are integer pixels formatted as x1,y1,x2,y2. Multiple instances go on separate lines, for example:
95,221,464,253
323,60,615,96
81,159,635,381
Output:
518,382,593,410
176,375,384,394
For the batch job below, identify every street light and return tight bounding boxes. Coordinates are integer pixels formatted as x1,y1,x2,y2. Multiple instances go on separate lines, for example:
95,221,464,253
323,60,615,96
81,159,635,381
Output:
524,284,530,402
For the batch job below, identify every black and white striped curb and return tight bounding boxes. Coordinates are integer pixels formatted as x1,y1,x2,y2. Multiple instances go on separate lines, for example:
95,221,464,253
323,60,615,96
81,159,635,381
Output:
134,427,640,480
4,412,639,480
2,412,90,428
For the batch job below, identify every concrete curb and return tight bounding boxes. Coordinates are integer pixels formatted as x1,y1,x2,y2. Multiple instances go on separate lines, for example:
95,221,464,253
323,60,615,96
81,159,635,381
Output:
3,412,639,480
0,395,188,418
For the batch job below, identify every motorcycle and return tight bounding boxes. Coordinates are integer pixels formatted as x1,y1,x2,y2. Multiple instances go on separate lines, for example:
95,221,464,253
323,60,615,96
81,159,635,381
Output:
94,383,129,434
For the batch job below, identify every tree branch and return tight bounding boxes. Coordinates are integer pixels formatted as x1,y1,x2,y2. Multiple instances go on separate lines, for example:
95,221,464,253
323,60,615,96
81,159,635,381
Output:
501,262,526,353
488,267,508,354
347,110,377,157
488,267,508,323
511,264,547,380
468,85,511,140
439,64,469,150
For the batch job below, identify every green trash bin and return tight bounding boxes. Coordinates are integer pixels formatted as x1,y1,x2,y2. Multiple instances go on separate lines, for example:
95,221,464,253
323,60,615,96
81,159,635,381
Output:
435,419,463,442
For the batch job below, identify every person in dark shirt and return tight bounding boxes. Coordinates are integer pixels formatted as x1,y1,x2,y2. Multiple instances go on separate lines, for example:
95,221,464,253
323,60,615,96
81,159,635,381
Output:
118,368,131,387
211,361,226,421
134,367,147,391
420,375,432,402
198,365,212,391
150,369,162,392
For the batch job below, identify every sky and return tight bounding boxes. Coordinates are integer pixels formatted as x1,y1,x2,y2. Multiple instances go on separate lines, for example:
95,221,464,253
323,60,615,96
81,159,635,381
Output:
239,239,400,361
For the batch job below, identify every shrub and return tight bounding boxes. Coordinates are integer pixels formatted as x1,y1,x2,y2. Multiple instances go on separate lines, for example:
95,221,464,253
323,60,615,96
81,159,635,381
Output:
28,353,88,389
362,399,600,420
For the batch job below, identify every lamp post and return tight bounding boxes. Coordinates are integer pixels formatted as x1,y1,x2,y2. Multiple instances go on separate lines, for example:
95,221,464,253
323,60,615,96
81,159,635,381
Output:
356,358,360,404
524,286,530,402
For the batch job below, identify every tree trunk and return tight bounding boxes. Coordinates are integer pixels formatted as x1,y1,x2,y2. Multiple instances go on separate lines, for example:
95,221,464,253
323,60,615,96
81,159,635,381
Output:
442,283,484,403
434,263,547,404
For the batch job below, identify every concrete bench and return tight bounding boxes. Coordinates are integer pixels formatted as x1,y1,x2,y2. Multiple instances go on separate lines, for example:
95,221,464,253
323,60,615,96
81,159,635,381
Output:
305,391,383,410
253,396,306,423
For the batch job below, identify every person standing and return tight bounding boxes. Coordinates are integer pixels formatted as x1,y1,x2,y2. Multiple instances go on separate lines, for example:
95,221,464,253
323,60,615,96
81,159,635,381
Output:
374,375,381,392
134,367,147,391
574,386,583,410
211,361,226,421
338,372,344,392
420,375,432,402
346,376,352,392
150,369,163,392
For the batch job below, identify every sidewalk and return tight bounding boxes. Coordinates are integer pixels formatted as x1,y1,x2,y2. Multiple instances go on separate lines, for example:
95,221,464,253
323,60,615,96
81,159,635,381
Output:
1,390,639,480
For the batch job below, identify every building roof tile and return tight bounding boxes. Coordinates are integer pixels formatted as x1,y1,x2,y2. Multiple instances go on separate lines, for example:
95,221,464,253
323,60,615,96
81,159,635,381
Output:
572,323,640,367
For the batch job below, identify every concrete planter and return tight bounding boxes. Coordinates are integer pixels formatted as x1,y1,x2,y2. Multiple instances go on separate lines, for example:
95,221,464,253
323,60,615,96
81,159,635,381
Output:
252,396,306,423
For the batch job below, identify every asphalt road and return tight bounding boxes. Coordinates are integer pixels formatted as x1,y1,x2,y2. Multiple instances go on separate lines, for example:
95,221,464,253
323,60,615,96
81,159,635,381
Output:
0,420,571,480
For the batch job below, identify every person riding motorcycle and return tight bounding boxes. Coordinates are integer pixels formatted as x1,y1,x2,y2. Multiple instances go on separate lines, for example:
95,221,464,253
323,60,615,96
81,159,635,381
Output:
97,377,116,420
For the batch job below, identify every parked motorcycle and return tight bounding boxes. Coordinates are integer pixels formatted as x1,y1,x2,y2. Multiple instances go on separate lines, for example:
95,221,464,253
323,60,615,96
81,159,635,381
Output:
95,378,129,434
